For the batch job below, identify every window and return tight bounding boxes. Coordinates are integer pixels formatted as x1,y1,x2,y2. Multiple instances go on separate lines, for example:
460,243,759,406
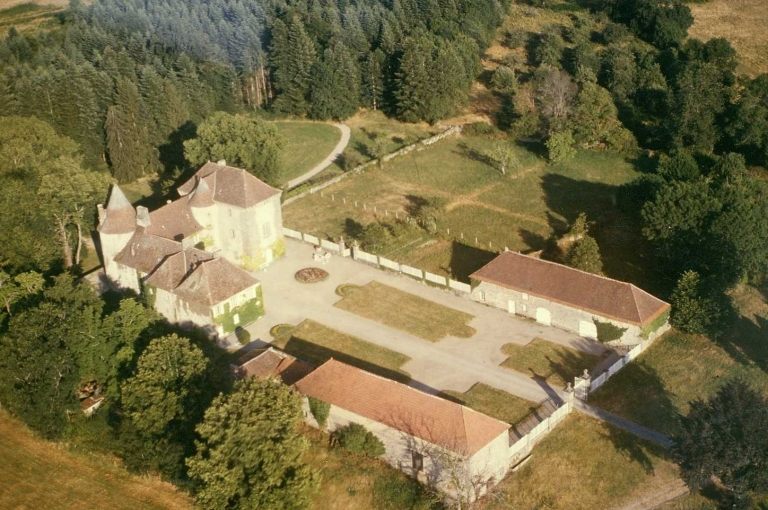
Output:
479,290,486,302
411,451,423,472
262,222,271,238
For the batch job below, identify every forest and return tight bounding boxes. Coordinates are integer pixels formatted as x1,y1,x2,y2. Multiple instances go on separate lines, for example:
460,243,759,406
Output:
0,0,766,507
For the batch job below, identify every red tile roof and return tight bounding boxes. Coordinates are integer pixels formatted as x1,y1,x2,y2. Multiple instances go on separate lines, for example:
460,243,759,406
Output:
114,230,180,274
147,198,203,241
470,251,669,326
98,185,135,234
178,162,280,208
295,360,510,456
236,348,313,385
172,257,259,306
143,248,212,292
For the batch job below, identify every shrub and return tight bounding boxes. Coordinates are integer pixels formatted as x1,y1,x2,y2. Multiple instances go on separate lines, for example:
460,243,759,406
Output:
372,472,440,510
504,28,528,49
308,397,330,428
462,121,496,137
546,130,576,163
670,270,717,334
593,319,627,343
490,65,517,94
332,423,385,457
235,327,251,345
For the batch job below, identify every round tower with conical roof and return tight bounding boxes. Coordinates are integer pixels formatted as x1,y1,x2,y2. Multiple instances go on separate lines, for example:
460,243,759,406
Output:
97,185,136,285
188,177,217,250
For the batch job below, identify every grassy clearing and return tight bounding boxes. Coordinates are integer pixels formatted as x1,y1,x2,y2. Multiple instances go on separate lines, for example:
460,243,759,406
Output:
0,410,193,510
343,110,439,164
591,285,768,436
302,427,441,510
274,121,341,184
481,414,682,510
500,338,605,389
284,135,646,284
271,319,411,383
689,0,768,76
441,383,539,426
0,1,63,31
334,281,475,342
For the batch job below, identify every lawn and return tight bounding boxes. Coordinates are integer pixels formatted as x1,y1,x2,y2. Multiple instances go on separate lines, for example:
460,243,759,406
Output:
481,414,683,510
500,338,606,389
302,427,441,510
441,383,540,426
334,281,475,342
284,134,646,284
274,121,341,185
0,1,64,31
270,319,411,383
689,0,768,76
0,410,193,510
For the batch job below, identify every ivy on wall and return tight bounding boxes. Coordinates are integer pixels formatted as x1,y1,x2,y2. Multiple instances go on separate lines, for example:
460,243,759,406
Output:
641,309,670,339
593,319,627,343
308,397,330,428
213,287,265,334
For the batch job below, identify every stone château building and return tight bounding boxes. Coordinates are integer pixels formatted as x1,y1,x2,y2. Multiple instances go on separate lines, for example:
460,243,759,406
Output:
97,161,284,337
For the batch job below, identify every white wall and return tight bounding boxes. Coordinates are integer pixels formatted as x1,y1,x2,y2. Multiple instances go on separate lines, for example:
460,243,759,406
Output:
300,397,509,502
153,287,213,332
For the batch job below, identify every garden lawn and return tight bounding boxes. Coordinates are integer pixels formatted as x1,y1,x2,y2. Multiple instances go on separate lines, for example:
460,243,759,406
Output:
274,121,341,184
334,281,475,342
441,383,539,425
590,299,768,436
0,411,192,510
284,135,646,284
271,319,411,383
302,428,440,510
481,414,682,510
500,338,605,389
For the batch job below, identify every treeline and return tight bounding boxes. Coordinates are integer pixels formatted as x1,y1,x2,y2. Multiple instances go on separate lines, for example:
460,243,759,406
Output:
0,0,510,182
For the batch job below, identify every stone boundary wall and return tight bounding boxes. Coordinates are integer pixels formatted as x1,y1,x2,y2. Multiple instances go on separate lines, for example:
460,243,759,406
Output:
283,125,462,206
508,401,573,467
588,323,670,393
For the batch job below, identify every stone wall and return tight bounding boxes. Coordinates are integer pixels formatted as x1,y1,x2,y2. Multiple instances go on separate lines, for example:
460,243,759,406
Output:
471,281,649,343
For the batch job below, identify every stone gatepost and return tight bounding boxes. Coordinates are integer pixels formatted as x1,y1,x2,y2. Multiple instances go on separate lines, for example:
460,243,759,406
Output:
338,236,347,257
573,369,591,401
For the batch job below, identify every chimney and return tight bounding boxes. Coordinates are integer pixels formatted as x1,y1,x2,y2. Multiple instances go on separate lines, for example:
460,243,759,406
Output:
217,159,227,166
97,204,106,224
136,206,151,228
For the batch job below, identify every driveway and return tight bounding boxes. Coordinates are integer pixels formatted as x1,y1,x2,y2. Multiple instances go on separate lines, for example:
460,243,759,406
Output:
285,123,351,189
232,239,608,403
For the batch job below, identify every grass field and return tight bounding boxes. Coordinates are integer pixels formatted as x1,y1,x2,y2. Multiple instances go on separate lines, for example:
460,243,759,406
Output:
0,411,193,510
591,290,768,437
0,1,65,31
334,281,475,342
284,134,648,285
689,0,768,76
270,319,411,382
482,414,682,509
500,338,606,389
441,383,540,426
302,428,440,510
274,121,341,184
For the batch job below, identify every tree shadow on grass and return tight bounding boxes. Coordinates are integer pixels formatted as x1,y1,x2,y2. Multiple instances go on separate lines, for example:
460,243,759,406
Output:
598,420,657,475
445,241,497,283
282,336,410,384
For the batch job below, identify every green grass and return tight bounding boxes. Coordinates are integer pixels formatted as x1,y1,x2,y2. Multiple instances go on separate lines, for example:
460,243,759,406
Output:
274,121,341,184
500,338,606,389
302,427,441,510
0,410,193,510
271,319,411,383
334,281,475,342
440,383,539,425
483,414,682,510
284,135,646,284
0,1,62,30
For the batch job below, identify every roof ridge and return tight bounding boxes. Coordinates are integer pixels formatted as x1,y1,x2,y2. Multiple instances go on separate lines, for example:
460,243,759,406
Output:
500,251,634,289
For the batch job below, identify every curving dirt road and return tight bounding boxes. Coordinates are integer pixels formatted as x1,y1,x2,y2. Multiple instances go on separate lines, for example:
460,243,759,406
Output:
286,123,350,189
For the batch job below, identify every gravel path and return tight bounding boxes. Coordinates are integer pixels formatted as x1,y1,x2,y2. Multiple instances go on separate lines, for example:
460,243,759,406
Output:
286,123,350,189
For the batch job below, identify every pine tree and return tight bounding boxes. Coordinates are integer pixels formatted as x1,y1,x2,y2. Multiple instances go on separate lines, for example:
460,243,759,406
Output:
669,270,716,334
272,18,317,116
309,42,360,120
105,78,160,182
565,234,603,274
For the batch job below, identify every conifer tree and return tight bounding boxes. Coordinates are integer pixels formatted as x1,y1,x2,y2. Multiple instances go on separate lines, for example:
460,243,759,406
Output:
272,18,317,116
310,42,361,120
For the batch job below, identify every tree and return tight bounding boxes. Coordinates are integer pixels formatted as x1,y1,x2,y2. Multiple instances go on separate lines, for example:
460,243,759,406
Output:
726,75,768,165
121,334,209,437
565,234,603,274
668,62,726,152
490,65,517,94
184,112,283,185
0,270,44,315
568,81,635,151
105,78,160,182
332,423,385,457
533,29,564,68
187,378,317,509
669,271,716,334
535,68,577,133
673,380,768,507
309,42,360,120
271,18,317,116
546,130,576,163
610,0,693,48
656,149,700,181
483,141,519,176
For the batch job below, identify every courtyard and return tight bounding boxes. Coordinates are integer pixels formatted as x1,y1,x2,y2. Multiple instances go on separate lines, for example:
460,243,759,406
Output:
229,238,613,405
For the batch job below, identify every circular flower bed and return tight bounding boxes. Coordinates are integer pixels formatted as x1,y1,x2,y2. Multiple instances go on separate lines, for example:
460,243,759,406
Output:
295,267,329,284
